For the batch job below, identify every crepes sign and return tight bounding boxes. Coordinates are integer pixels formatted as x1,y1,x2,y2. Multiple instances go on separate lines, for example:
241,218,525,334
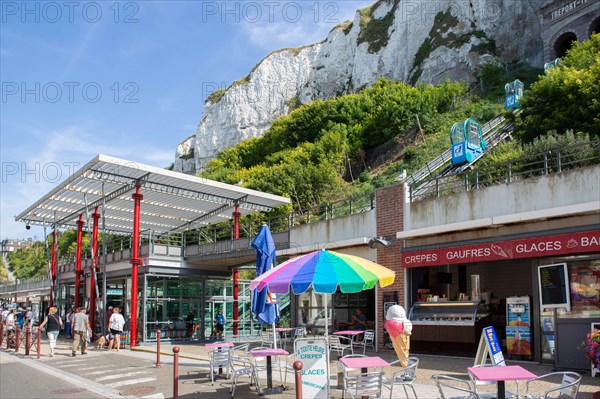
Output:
402,230,599,268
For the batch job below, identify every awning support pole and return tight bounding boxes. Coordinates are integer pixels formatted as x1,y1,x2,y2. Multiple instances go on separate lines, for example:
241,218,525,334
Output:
130,185,143,347
89,207,101,334
233,204,241,337
50,219,57,307
101,185,108,338
74,215,84,310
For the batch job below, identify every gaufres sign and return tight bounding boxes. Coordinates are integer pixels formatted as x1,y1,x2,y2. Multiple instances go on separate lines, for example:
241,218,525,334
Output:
402,230,600,268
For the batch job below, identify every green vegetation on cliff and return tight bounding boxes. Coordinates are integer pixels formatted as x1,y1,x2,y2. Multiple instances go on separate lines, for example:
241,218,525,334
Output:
515,33,600,142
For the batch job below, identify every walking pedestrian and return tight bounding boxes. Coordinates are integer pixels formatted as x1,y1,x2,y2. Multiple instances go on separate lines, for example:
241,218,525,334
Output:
16,307,25,330
107,307,125,351
25,307,34,328
39,306,63,357
71,307,90,357
65,308,74,338
215,310,225,339
5,309,15,330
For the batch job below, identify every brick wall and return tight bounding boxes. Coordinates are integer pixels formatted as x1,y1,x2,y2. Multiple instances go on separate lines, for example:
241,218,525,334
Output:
375,183,405,352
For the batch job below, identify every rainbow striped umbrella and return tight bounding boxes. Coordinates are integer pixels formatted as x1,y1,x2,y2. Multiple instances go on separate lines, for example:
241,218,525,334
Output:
249,249,395,295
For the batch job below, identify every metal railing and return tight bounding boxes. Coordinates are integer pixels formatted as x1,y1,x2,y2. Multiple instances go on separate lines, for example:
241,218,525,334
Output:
410,140,600,201
0,276,51,294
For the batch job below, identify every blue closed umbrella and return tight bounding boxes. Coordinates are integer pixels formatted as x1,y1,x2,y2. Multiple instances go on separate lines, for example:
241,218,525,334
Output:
251,225,280,330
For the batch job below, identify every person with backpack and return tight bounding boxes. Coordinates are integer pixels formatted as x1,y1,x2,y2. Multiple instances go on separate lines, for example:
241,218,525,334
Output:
39,306,63,357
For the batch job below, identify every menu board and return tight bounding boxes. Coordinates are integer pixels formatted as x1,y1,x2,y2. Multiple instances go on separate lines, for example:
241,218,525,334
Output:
538,263,571,311
294,338,329,399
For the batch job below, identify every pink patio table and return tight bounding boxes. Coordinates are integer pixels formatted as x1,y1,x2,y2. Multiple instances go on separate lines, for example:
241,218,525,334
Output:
334,329,365,344
250,347,289,394
468,365,537,399
340,355,390,374
275,327,295,347
204,341,234,349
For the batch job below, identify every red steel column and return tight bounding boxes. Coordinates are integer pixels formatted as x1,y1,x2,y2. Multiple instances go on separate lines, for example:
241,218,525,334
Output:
50,230,57,307
232,204,241,337
89,208,100,333
74,215,84,310
130,186,143,347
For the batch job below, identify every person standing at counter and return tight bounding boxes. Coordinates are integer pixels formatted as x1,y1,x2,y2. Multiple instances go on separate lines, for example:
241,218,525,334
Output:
352,308,367,330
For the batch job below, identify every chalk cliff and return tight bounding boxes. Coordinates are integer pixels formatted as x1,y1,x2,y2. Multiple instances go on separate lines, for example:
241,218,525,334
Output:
175,0,546,173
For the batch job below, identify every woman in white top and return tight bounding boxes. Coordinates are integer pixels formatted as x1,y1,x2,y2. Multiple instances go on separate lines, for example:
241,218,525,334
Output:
108,307,125,351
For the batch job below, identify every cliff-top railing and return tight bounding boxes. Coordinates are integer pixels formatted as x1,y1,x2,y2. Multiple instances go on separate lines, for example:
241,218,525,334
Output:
409,139,600,202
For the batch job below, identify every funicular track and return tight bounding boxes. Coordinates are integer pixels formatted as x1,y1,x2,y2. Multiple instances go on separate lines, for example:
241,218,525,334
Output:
404,111,519,200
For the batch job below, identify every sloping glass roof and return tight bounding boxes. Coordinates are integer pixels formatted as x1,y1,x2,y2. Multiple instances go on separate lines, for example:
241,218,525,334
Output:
15,154,290,235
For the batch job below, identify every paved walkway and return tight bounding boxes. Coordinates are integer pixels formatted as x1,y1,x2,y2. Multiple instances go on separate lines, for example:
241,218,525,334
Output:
1,335,599,399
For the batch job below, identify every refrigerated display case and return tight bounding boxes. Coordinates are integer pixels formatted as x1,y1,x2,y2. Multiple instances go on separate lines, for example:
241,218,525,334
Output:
407,301,491,350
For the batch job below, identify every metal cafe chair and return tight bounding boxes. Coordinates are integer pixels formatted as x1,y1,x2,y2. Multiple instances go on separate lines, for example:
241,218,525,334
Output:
229,353,260,398
328,334,354,358
272,353,296,389
209,347,231,385
432,373,480,399
339,354,368,399
383,356,419,399
353,330,376,355
344,371,385,399
522,371,581,399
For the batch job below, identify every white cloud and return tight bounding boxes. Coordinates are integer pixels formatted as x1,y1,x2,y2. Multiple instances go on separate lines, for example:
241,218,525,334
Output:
1,124,175,239
240,0,372,50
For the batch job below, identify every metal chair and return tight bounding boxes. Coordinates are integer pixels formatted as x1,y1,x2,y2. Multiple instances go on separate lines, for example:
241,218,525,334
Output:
272,353,296,389
229,354,260,398
294,326,307,339
522,371,581,399
260,330,275,348
353,330,376,355
383,357,419,399
432,373,480,399
344,371,385,399
328,334,354,358
232,343,250,357
209,347,231,385
339,354,369,399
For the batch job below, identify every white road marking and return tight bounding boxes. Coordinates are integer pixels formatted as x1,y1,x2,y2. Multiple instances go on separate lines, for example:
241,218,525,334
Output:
95,370,151,381
141,394,164,398
106,376,157,388
82,367,123,376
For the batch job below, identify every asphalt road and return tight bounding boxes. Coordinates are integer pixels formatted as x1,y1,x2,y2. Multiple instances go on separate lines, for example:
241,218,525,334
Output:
0,351,105,399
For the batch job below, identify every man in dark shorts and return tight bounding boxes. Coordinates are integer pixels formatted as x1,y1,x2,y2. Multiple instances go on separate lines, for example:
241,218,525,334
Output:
215,310,224,339
108,307,125,351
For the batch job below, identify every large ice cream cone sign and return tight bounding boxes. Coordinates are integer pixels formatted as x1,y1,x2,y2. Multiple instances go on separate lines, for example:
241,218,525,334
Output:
385,305,412,366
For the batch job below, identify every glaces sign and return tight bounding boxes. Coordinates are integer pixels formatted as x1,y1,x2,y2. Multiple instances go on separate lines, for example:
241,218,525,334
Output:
402,230,600,268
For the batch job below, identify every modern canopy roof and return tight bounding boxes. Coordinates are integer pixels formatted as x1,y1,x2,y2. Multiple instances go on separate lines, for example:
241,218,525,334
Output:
15,154,290,235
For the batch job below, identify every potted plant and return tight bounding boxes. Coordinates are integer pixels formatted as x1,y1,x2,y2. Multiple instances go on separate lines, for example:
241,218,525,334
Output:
579,328,600,377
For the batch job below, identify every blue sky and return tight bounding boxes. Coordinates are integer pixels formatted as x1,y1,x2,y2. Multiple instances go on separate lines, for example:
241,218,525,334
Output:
0,0,373,240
